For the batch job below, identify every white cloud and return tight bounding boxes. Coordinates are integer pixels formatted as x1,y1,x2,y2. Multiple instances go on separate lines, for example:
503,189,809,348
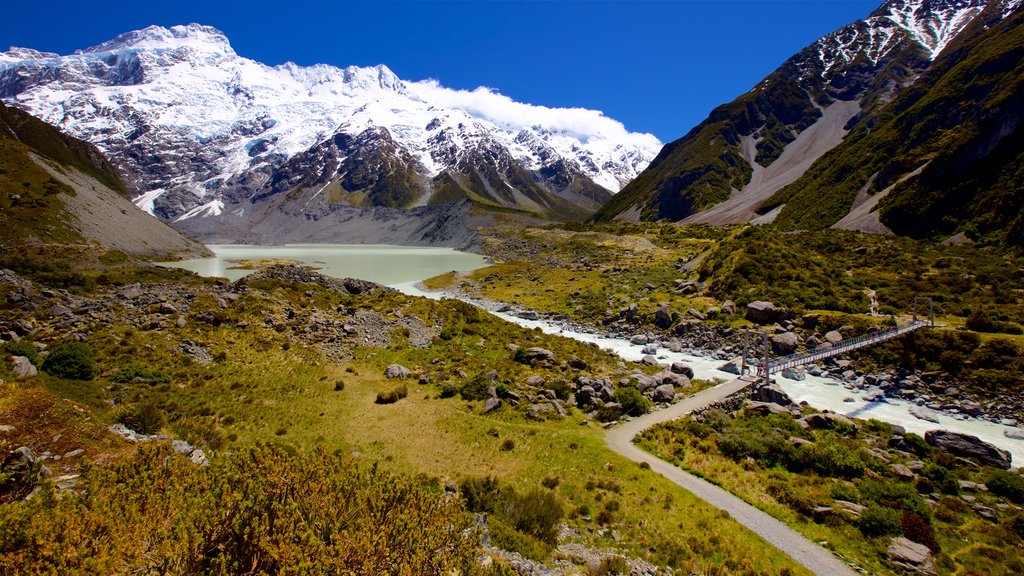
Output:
407,79,661,150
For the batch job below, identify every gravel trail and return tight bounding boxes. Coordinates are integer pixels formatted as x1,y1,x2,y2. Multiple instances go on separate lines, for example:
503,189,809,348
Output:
605,377,858,576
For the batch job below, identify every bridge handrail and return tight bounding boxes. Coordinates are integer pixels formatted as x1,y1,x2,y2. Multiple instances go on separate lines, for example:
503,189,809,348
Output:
756,320,929,376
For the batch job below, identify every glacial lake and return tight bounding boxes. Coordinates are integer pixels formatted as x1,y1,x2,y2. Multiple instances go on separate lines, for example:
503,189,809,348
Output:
158,244,490,291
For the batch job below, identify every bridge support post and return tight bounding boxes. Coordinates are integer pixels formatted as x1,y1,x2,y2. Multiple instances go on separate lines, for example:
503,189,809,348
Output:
762,332,770,388
741,329,748,375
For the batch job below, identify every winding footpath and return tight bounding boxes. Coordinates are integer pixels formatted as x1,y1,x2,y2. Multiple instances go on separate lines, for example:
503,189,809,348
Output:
605,376,858,576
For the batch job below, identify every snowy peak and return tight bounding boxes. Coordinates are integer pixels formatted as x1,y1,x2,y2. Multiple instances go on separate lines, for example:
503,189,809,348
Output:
82,24,235,56
876,0,987,58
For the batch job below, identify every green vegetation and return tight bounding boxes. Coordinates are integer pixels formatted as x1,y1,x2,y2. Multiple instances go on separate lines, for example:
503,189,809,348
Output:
0,444,492,574
41,341,96,380
638,408,1024,575
2,342,38,367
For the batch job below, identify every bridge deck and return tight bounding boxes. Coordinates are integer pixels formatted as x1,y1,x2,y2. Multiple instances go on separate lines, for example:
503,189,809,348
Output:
757,320,931,377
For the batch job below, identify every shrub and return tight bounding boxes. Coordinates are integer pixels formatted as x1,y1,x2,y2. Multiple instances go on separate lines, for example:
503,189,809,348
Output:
541,476,560,490
499,439,515,452
613,386,651,417
859,504,902,536
1006,513,1024,539
901,512,940,552
500,488,564,545
921,463,959,495
592,556,630,576
859,479,930,519
375,384,408,404
797,441,865,479
594,404,623,422
900,433,933,457
2,341,38,366
548,379,571,401
460,373,493,401
41,341,96,380
114,403,165,435
108,365,171,385
987,470,1024,504
461,476,503,514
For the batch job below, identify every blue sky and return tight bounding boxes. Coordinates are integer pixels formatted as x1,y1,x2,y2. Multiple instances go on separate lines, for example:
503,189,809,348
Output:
1,0,879,143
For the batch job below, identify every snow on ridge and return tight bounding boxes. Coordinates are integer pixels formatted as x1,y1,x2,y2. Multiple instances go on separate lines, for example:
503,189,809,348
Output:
0,24,658,196
882,0,987,59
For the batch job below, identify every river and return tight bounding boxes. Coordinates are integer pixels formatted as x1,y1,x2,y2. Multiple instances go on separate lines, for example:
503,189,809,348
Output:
160,245,1023,466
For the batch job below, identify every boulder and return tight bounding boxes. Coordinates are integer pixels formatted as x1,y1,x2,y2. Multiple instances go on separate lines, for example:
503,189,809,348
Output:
781,366,805,381
1004,427,1024,440
575,386,595,408
803,412,857,431
747,402,791,416
484,397,502,414
925,430,1011,469
752,383,793,406
653,306,673,329
824,331,843,345
717,357,744,375
639,355,658,366
891,463,915,480
651,384,676,403
670,362,694,379
10,356,36,379
654,371,690,389
631,372,659,392
909,406,941,424
771,332,799,355
746,301,786,325
887,537,936,575
523,347,554,363
383,364,412,379
567,356,588,370
687,308,705,321
721,300,737,315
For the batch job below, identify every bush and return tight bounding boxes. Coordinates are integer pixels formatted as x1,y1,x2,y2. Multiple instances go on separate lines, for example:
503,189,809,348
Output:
921,463,959,495
2,341,38,366
859,504,903,536
460,373,493,401
500,488,564,545
901,512,940,552
859,479,930,519
108,365,171,385
900,433,933,457
41,341,96,380
114,403,165,435
375,384,408,404
613,386,651,417
987,470,1024,504
797,441,865,479
548,379,571,401
461,476,503,514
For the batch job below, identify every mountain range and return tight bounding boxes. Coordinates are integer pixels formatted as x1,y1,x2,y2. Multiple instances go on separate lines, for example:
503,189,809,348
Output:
1,0,1022,247
0,24,659,244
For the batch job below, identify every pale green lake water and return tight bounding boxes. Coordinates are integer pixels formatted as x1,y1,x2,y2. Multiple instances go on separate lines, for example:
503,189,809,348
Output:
158,244,489,291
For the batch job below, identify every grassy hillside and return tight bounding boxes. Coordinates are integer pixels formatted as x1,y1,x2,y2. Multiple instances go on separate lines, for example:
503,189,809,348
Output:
762,9,1024,246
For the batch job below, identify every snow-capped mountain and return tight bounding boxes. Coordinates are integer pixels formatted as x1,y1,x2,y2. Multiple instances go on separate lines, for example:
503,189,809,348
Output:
0,24,659,227
595,0,1019,224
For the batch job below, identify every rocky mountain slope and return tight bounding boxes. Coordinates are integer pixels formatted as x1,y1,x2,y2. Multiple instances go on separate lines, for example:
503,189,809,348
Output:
759,2,1024,245
593,0,1016,226
0,100,206,257
0,25,659,241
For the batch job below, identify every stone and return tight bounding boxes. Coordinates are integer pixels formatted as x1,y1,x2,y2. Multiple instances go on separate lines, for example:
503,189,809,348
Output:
752,383,793,406
746,301,788,325
653,306,673,329
523,347,554,363
651,384,676,403
0,425,15,434
190,449,209,466
639,355,658,366
383,364,411,379
748,402,791,416
567,356,588,370
631,372,658,392
687,308,705,321
771,332,799,355
484,397,502,414
670,362,694,378
925,430,1011,469
721,300,736,315
172,439,195,455
630,334,648,345
10,356,36,379
892,463,915,480
781,366,806,381
887,537,936,575
824,331,843,345
909,406,941,424
654,371,690,389
62,448,85,459
159,302,178,314
575,386,595,408
803,412,857,431
834,500,865,518
1004,427,1024,440
717,357,743,375
525,375,546,387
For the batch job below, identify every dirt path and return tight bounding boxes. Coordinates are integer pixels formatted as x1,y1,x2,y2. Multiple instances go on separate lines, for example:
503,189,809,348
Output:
605,377,858,576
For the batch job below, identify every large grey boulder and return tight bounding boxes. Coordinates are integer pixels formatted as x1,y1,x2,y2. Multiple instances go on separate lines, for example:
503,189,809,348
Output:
718,357,743,375
651,384,676,403
670,362,694,379
824,330,844,345
746,301,787,325
781,366,806,381
484,397,502,414
11,356,36,379
383,364,411,379
753,383,793,406
523,347,555,363
887,537,936,575
653,306,674,329
925,430,1011,469
771,332,799,355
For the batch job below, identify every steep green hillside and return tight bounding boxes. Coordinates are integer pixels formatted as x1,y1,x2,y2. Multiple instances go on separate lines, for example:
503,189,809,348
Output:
762,8,1024,245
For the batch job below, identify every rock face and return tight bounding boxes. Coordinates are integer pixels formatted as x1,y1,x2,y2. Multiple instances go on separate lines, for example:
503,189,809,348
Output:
925,430,1011,469
888,536,936,575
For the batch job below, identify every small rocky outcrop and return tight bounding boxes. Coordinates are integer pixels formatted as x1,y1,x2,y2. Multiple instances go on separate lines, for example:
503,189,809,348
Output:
384,364,411,379
887,536,936,575
10,356,36,378
521,347,555,364
924,430,1011,469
